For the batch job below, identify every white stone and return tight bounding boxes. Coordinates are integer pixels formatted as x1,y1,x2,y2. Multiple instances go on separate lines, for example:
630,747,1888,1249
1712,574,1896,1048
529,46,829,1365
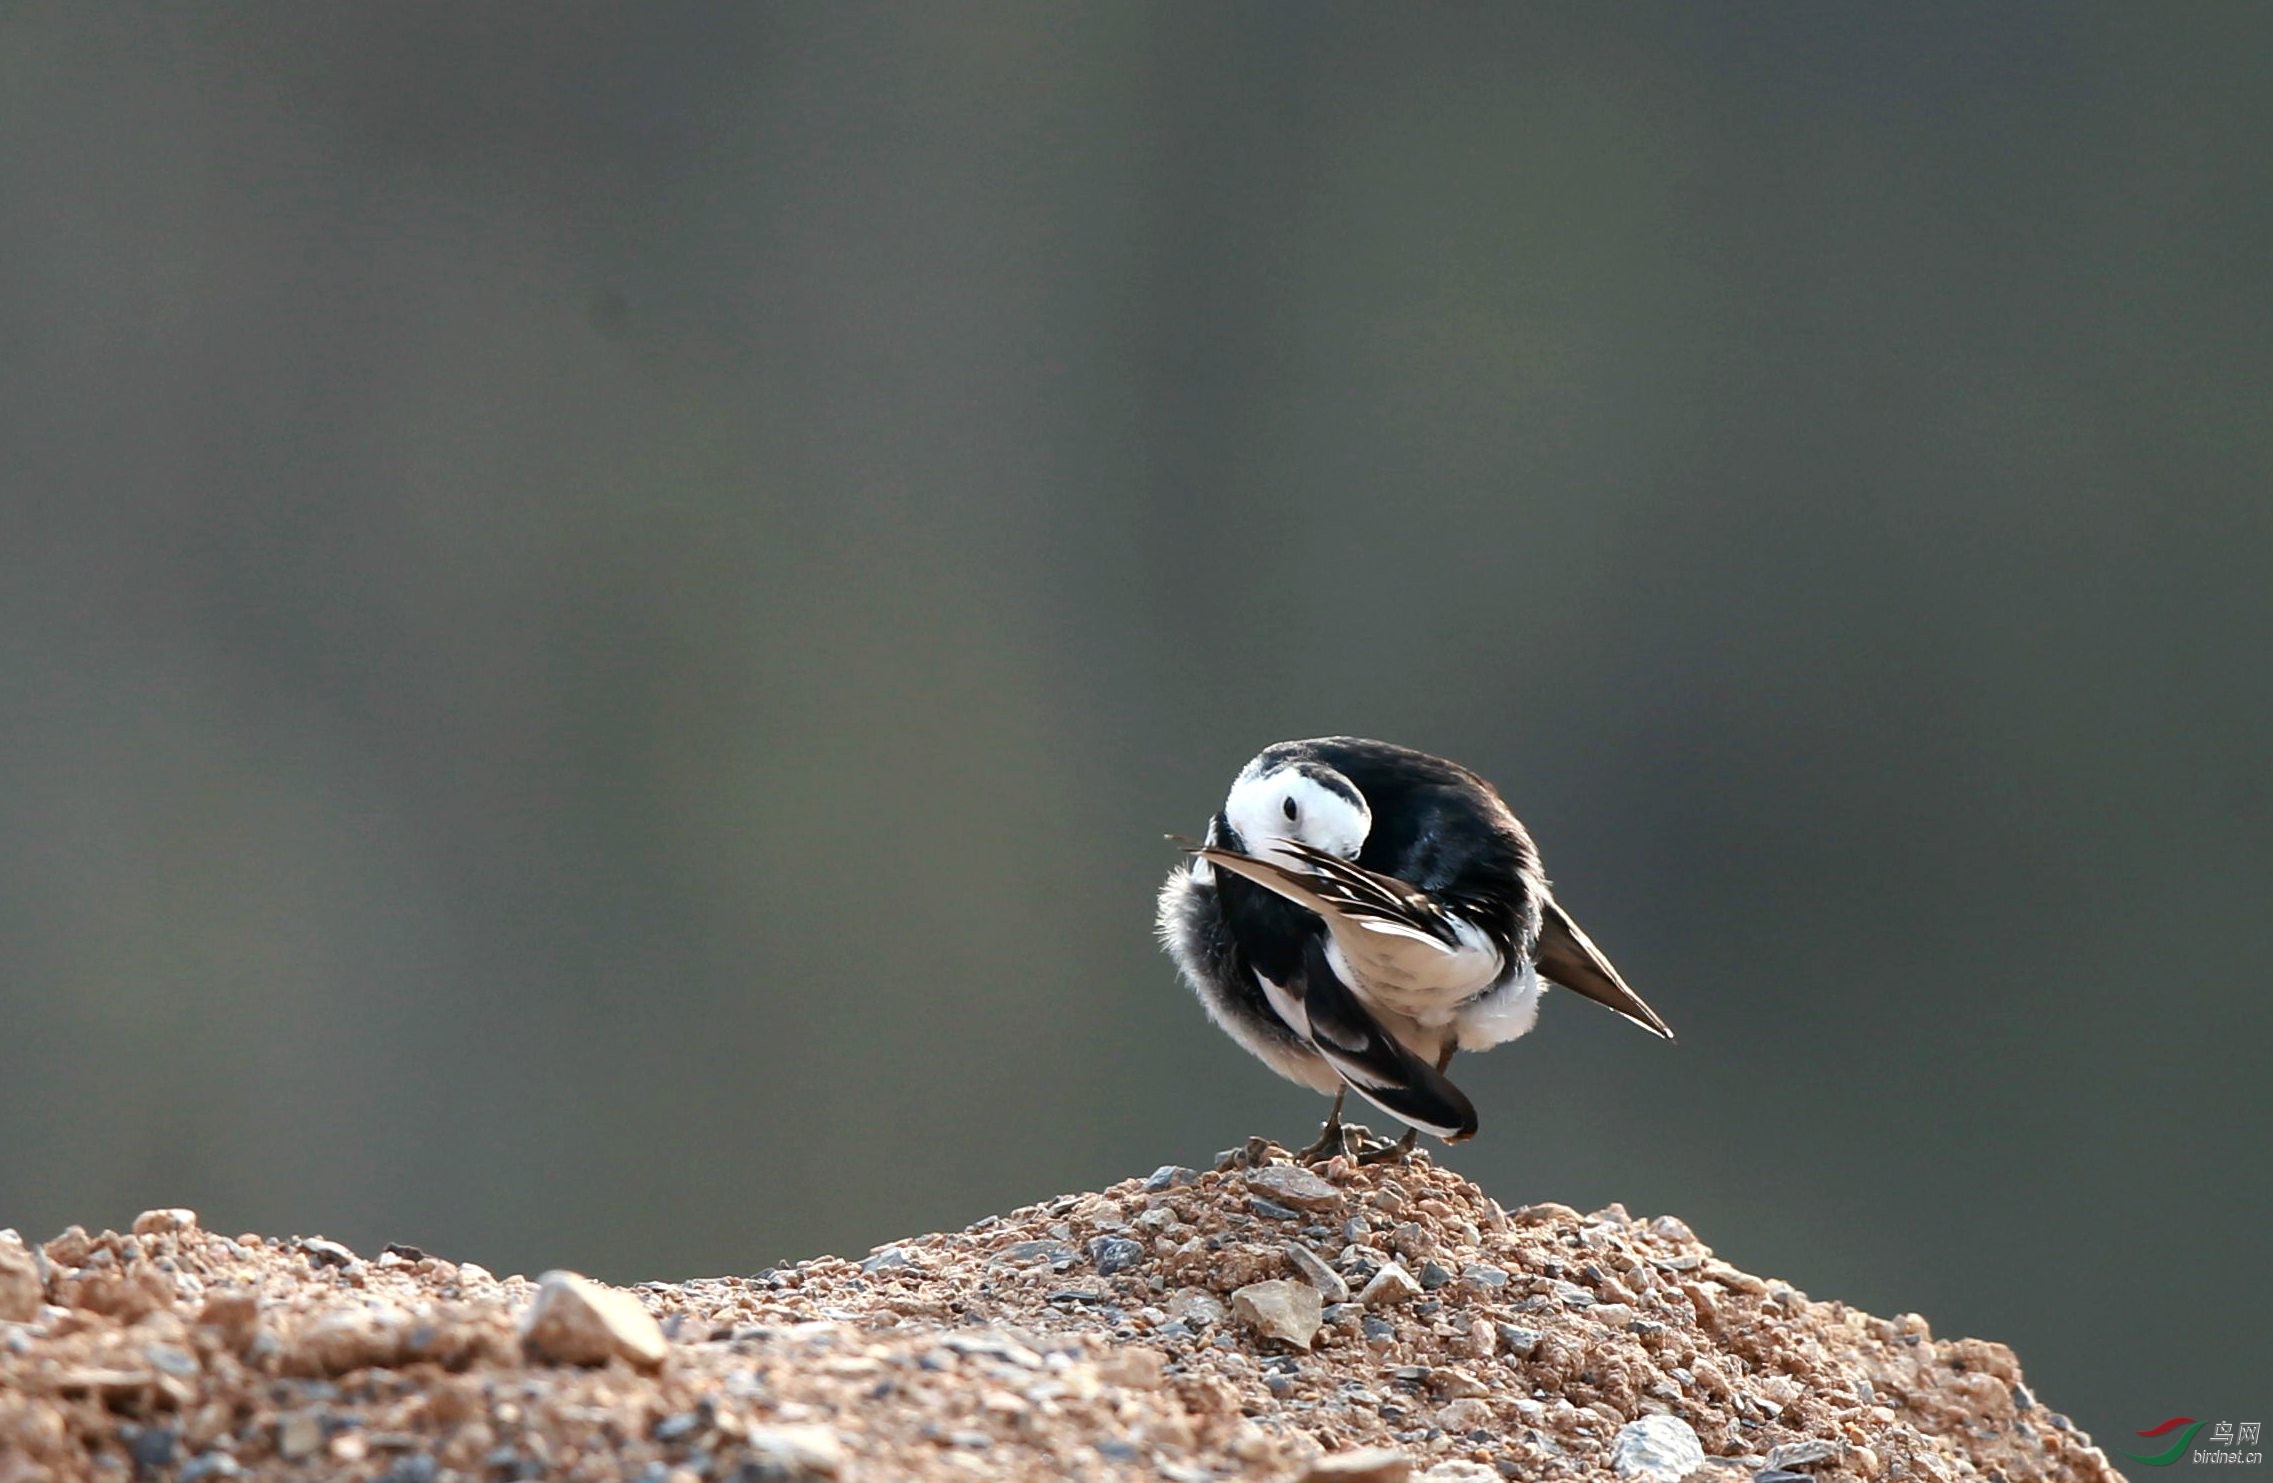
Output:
1246,1164,1345,1211
131,1209,199,1237
1612,1413,1706,1483
1230,1279,1323,1349
1419,1464,1502,1483
1300,1447,1410,1483
746,1424,846,1477
1358,1261,1422,1307
0,1235,39,1323
519,1270,668,1371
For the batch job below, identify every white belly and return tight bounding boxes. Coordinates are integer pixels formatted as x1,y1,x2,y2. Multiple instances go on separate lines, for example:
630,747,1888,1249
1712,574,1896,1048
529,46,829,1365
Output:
1325,921,1504,1028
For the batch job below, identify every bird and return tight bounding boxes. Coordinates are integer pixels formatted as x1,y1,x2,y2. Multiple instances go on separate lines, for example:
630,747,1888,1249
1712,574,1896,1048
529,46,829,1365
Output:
1156,737,1671,1163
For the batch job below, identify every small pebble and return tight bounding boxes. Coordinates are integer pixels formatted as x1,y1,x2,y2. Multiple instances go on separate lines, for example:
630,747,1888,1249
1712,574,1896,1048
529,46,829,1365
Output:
0,1238,37,1323
1359,1261,1423,1307
1764,1440,1839,1469
1166,1290,1228,1327
145,1345,198,1377
520,1270,669,1371
745,1426,846,1476
654,1412,706,1443
1436,1398,1492,1432
276,1413,324,1460
1299,1447,1411,1483
996,1240,1074,1266
131,1209,198,1237
122,1425,177,1471
1612,1415,1705,1483
380,1456,437,1483
1089,1237,1146,1276
1230,1279,1323,1350
1284,1242,1351,1303
1245,1164,1345,1211
1426,1366,1489,1399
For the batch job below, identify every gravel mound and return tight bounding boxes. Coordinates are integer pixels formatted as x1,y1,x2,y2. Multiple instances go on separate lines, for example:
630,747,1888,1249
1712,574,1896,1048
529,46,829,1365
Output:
0,1142,2116,1482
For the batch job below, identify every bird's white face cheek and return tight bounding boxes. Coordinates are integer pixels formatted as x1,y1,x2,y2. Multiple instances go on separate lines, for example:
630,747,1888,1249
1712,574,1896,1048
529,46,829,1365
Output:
1225,768,1371,860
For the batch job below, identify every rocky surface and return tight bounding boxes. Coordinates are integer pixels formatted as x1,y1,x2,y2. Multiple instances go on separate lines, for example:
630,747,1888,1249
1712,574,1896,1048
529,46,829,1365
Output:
0,1143,2116,1482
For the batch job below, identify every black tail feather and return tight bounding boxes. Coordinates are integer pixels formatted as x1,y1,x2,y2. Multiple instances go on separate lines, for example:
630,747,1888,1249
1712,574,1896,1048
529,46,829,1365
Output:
1535,898,1673,1040
1299,936,1478,1141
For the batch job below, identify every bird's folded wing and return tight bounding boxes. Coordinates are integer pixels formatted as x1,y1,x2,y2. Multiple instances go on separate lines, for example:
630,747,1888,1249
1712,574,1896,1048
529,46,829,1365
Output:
1535,897,1675,1040
1191,842,1463,949
1182,840,1478,1138
1294,935,1478,1141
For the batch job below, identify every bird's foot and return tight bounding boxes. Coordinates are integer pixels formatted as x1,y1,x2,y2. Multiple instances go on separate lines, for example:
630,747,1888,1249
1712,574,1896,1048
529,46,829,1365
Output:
1216,1135,1283,1171
1354,1127,1419,1165
1295,1119,1355,1164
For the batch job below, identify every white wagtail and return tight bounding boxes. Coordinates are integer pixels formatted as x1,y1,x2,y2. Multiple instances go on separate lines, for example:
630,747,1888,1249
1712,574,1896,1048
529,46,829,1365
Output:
1157,737,1672,1162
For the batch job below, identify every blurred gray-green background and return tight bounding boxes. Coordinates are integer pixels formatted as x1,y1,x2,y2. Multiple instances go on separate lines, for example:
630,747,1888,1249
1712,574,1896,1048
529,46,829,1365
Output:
3,3,2267,1455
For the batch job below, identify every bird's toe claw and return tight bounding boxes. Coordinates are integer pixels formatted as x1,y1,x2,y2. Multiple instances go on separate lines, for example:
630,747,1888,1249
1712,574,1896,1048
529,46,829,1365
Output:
1354,1127,1420,1165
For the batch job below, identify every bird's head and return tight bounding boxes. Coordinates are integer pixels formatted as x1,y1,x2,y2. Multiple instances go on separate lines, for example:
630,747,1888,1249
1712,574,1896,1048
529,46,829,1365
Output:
1223,753,1371,862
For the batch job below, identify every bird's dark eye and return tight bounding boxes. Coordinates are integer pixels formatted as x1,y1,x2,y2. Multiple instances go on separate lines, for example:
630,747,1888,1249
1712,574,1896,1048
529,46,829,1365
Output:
1283,797,1299,822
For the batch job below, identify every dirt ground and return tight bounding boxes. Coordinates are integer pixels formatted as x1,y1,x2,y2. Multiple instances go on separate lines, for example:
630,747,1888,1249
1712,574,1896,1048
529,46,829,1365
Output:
0,1139,2117,1482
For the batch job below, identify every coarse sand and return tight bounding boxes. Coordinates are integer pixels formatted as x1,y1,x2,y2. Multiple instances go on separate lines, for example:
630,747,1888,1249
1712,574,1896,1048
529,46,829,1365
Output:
0,1139,2117,1482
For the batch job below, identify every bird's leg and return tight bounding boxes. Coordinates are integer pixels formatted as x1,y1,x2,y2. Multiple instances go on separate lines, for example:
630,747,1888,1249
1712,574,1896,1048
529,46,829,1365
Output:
1358,1045,1456,1165
1295,1088,1352,1163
